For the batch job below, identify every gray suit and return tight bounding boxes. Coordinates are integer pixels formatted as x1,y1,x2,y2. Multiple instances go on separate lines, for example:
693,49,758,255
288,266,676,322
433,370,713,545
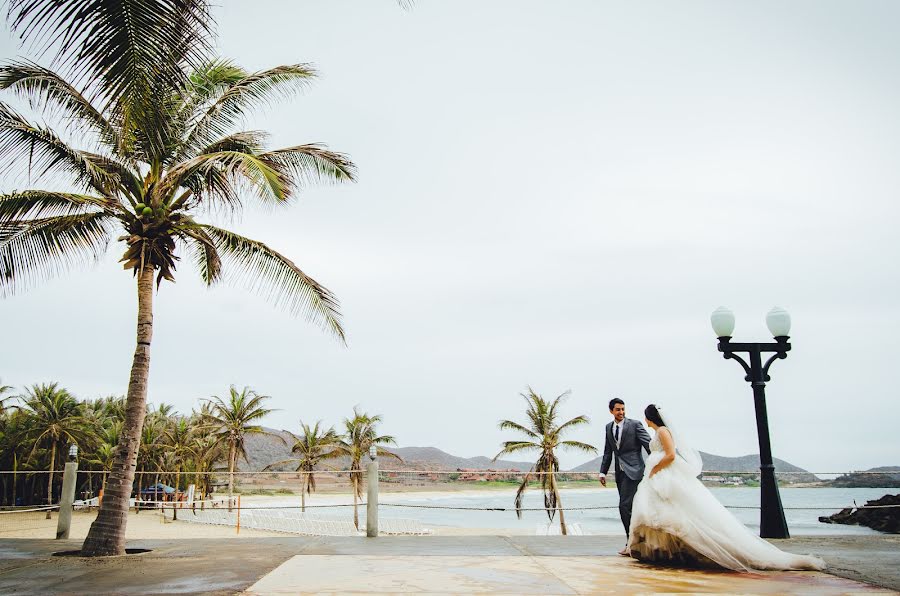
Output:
600,417,651,537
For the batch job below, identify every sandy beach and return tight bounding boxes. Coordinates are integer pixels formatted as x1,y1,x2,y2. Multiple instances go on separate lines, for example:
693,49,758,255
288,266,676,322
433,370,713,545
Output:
0,490,531,540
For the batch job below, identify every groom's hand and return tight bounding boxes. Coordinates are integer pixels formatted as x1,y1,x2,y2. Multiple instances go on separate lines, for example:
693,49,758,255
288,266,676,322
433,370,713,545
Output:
599,475,607,487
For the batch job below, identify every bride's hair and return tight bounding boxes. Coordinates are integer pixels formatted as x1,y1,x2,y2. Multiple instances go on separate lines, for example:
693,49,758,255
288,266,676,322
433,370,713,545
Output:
644,404,665,427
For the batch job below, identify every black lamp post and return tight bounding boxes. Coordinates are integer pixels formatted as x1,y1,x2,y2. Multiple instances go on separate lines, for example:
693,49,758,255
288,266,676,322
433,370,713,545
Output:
711,306,792,539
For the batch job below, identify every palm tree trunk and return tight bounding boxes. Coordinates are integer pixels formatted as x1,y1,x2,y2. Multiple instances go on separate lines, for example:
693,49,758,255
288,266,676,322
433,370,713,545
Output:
46,442,56,519
81,266,155,556
173,467,180,521
301,473,309,513
352,470,359,530
552,474,567,536
11,454,17,506
227,443,236,512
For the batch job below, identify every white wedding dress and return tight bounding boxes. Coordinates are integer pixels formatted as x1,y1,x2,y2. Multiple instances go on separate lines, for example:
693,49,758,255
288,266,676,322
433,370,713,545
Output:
627,428,825,571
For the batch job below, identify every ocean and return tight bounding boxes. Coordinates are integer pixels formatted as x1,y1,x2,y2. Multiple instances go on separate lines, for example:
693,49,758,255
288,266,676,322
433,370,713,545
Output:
370,487,893,535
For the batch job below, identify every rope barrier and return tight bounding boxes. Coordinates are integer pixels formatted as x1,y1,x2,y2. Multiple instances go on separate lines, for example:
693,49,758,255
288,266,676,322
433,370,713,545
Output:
0,505,59,514
0,469,894,475
146,502,900,513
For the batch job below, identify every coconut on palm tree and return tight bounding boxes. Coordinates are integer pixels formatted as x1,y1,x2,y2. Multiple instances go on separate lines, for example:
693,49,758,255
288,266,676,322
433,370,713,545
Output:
494,388,596,536
1,2,353,555
264,420,342,512
204,386,278,508
17,383,91,518
337,408,401,530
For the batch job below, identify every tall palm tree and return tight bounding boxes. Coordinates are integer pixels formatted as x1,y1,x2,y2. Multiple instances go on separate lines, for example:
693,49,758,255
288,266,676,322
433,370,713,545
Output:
204,386,277,508
18,383,91,518
494,388,596,536
337,408,401,530
264,420,342,512
0,13,353,558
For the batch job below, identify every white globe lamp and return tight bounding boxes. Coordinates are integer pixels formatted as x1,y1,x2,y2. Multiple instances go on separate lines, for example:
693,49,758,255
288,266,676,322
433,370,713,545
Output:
710,307,735,338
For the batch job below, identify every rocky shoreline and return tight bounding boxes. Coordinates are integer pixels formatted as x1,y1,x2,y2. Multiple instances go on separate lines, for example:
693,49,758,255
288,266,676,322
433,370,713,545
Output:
819,494,900,533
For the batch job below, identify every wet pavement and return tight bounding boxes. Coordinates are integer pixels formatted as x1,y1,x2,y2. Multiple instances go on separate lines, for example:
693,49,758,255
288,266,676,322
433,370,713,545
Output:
0,535,897,595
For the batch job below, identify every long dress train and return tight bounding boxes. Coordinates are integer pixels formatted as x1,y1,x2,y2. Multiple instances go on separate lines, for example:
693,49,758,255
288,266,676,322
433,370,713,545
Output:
627,429,825,572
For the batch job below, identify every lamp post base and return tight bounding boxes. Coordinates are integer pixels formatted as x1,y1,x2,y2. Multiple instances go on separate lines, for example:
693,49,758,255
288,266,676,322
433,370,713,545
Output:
759,465,790,539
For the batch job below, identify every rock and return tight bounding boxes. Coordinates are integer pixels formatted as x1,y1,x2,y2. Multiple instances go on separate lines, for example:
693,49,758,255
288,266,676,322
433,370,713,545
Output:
819,494,900,533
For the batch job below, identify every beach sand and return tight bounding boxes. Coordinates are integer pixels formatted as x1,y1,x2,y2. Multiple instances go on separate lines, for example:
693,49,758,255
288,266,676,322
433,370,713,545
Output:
0,491,531,539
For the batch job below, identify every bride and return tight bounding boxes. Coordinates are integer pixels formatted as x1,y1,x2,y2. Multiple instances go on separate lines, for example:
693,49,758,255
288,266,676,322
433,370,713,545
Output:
627,404,825,571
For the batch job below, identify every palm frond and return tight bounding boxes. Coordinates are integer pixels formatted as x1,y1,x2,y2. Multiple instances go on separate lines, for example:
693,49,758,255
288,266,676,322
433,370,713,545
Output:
0,191,114,223
556,415,591,434
0,60,118,146
0,211,114,295
498,420,540,440
176,221,221,285
557,440,598,454
0,102,139,198
160,150,287,208
513,471,533,520
259,144,356,195
493,441,539,461
7,1,213,137
180,64,317,156
199,224,344,341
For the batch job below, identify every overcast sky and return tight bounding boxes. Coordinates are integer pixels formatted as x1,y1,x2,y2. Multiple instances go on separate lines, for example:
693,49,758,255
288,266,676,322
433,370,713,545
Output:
2,1,899,473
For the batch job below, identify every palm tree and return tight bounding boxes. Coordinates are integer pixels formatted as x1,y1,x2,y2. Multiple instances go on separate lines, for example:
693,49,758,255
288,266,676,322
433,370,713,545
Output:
264,420,343,512
0,379,12,413
163,417,194,519
187,426,225,504
88,442,117,497
337,408,401,530
494,388,597,536
1,7,353,557
204,386,278,508
18,383,91,518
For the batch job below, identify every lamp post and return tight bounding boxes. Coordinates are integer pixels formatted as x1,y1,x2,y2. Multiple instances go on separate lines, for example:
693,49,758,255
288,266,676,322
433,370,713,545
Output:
56,444,79,538
366,445,379,537
711,306,792,539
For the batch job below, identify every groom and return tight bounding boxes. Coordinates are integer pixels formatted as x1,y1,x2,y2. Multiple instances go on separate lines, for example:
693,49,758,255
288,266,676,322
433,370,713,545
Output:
599,397,651,554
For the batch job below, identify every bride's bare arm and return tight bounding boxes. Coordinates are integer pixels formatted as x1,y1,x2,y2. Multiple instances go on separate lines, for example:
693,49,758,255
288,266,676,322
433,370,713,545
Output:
649,427,676,477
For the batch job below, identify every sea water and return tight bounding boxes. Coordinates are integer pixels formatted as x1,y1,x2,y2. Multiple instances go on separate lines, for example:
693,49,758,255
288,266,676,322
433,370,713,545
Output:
370,487,891,535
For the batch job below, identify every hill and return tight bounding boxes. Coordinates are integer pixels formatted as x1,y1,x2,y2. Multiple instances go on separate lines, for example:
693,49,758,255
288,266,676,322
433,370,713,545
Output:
240,428,816,482
826,466,900,488
569,452,817,482
240,430,534,473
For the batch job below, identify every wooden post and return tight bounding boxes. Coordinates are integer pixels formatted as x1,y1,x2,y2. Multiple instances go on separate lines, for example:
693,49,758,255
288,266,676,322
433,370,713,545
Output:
236,494,241,535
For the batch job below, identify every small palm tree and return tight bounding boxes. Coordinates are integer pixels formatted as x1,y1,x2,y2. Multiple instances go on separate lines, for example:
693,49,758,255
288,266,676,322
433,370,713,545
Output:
494,388,596,536
18,383,90,518
204,386,278,508
163,417,193,519
187,425,224,503
88,442,117,497
337,408,401,530
264,420,342,512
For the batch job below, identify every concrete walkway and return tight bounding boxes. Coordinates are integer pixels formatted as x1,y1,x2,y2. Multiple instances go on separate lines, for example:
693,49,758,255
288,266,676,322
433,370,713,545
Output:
0,536,897,595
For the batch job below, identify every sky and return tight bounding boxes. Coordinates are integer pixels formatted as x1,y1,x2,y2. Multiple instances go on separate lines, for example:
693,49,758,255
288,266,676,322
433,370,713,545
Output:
1,1,899,473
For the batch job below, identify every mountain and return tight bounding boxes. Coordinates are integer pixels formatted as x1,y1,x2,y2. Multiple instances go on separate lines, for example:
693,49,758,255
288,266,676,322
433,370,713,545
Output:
826,466,900,488
239,430,534,472
569,452,817,482
240,428,815,481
